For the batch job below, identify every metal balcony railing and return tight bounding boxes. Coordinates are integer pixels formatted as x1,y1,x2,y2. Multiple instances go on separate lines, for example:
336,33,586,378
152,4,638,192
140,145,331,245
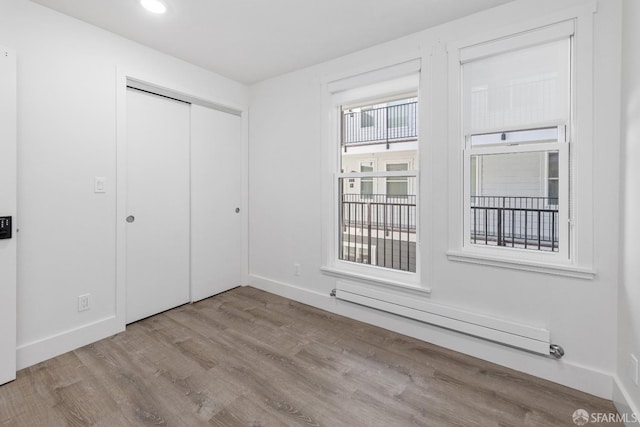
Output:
338,194,557,273
342,102,418,149
342,193,417,206
339,194,416,272
470,196,559,251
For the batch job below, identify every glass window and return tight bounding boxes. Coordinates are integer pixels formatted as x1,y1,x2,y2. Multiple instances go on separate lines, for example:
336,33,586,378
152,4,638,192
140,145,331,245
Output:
470,151,560,252
547,152,559,203
387,100,409,128
462,36,571,256
361,109,375,128
360,162,374,198
338,97,418,272
386,163,409,197
341,97,417,148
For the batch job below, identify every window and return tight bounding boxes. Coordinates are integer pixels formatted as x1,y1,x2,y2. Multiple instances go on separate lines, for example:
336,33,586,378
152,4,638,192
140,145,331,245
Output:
387,100,409,128
322,61,425,285
361,108,375,128
341,96,418,149
386,163,409,198
360,162,374,198
547,152,559,204
461,25,572,258
338,95,418,273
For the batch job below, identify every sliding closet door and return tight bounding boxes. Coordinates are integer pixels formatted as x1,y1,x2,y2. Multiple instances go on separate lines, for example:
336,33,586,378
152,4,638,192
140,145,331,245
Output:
125,88,190,323
190,105,242,301
0,46,17,385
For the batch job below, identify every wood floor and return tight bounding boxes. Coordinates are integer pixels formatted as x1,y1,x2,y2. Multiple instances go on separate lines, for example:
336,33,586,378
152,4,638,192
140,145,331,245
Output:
0,286,621,426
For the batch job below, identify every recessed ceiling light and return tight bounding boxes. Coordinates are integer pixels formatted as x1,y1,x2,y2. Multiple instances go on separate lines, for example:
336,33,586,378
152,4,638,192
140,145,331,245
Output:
140,0,167,14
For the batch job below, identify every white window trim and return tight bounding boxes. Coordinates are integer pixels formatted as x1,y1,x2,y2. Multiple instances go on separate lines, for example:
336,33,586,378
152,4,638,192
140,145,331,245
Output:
446,4,596,279
321,57,426,289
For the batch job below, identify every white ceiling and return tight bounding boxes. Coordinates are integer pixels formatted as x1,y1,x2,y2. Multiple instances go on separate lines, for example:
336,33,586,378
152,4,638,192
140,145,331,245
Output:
30,0,515,84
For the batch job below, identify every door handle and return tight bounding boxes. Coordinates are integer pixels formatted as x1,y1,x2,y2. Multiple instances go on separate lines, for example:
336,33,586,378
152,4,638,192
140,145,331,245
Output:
235,208,240,213
126,215,135,223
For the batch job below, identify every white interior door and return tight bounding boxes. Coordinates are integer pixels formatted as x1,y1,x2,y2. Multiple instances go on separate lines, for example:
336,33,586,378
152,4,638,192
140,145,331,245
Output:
126,88,190,323
0,46,17,385
190,105,242,301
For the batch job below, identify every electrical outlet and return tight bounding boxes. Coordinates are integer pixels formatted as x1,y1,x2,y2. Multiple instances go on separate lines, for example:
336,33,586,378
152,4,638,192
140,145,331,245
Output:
78,294,90,312
631,354,638,386
294,263,301,276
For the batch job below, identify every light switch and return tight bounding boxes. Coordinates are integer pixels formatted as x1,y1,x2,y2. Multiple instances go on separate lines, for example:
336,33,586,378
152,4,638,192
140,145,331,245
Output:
94,176,106,193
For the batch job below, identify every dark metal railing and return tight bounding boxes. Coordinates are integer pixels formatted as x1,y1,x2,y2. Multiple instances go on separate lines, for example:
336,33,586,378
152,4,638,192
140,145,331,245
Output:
470,196,559,251
342,102,418,149
342,193,417,205
339,195,416,272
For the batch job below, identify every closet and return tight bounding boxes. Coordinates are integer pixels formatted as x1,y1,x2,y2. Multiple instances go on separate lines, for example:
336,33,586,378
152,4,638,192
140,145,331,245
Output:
125,86,242,324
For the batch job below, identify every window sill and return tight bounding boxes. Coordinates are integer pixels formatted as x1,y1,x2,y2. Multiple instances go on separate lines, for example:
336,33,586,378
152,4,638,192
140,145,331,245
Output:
446,250,595,280
320,266,431,296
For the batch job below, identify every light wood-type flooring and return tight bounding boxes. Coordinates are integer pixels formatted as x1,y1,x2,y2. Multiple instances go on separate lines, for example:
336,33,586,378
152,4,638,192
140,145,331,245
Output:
0,286,621,426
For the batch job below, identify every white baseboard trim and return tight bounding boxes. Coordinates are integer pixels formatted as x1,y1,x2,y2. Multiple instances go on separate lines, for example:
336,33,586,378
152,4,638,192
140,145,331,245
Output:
16,315,124,370
613,376,640,425
248,274,613,399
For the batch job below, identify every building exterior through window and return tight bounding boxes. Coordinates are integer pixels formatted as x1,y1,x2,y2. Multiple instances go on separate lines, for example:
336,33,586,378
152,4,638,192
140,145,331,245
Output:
338,96,418,272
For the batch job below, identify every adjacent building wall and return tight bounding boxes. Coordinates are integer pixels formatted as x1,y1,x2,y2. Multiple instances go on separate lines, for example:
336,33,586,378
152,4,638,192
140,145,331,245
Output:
249,0,622,398
0,0,248,367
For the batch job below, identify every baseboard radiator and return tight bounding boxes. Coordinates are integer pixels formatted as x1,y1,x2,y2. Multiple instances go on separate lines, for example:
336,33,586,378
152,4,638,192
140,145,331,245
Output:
334,281,564,358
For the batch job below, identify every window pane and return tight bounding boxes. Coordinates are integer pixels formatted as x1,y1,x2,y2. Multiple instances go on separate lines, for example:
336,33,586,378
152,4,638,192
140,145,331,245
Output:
339,176,416,272
360,163,374,197
386,164,409,197
340,97,418,172
361,163,374,173
386,163,408,172
548,152,559,178
470,151,559,252
548,179,559,201
361,110,375,128
339,95,418,274
387,106,408,128
360,180,373,196
387,181,408,196
463,39,570,134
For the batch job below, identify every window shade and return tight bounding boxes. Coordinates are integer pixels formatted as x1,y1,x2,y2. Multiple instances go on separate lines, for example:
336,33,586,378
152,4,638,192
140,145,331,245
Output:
463,38,571,135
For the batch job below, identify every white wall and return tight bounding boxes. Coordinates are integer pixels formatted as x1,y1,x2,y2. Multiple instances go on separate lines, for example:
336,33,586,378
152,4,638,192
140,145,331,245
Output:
0,0,248,368
249,0,622,398
616,0,640,418
0,0,627,403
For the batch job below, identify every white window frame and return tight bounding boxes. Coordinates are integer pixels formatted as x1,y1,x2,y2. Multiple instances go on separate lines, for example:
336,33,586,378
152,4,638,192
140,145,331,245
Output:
446,6,596,279
320,59,424,288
